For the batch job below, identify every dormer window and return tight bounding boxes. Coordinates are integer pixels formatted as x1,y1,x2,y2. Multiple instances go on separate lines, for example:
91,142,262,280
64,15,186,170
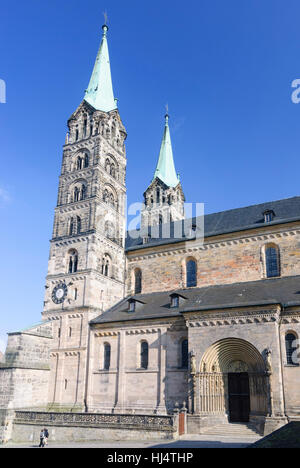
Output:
170,293,186,308
171,295,179,308
127,298,145,313
128,299,136,312
263,210,275,223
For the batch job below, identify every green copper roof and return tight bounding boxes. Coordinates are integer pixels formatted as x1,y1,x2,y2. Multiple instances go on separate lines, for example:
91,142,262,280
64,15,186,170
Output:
84,25,117,112
152,114,180,188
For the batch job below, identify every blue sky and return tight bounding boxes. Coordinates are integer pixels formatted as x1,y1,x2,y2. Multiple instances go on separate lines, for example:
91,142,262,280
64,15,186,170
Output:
1,0,300,351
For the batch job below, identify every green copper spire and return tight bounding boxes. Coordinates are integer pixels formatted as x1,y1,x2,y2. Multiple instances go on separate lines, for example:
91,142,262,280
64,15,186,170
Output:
152,114,180,188
84,24,117,112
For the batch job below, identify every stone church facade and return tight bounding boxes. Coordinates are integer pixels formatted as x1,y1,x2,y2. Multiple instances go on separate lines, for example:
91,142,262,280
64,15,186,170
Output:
1,24,300,442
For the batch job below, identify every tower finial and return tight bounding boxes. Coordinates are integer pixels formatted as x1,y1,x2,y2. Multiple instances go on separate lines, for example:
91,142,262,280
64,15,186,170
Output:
102,11,108,34
165,103,169,122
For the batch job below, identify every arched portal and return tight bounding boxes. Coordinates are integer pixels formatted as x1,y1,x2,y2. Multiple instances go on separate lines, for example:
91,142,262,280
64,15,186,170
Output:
198,338,268,423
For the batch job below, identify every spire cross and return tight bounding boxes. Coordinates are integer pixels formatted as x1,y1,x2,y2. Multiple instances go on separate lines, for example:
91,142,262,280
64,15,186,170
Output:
103,11,108,25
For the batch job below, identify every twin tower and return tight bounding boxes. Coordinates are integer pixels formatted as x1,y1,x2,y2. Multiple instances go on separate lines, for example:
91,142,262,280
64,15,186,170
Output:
42,25,185,408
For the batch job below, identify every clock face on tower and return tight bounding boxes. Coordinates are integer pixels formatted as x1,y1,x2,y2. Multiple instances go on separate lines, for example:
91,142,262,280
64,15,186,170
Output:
51,283,68,304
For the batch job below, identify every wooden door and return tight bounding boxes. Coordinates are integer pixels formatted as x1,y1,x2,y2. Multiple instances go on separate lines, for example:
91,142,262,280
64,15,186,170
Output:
228,373,250,422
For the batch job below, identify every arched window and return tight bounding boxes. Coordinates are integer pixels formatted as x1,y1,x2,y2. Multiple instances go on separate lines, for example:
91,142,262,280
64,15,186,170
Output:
156,189,160,204
140,341,148,369
181,339,188,368
134,269,142,294
68,249,78,273
105,159,111,174
111,164,115,178
285,333,298,365
84,153,89,168
186,259,197,287
77,157,82,170
74,186,80,202
103,189,109,203
101,254,111,277
69,217,74,235
104,343,111,370
81,184,86,200
77,216,81,234
265,246,280,278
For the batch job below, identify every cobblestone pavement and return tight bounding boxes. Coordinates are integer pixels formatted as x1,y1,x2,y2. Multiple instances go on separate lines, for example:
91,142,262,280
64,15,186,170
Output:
1,434,260,448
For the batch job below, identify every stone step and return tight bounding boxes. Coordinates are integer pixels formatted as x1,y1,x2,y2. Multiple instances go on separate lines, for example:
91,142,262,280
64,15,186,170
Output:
201,423,260,437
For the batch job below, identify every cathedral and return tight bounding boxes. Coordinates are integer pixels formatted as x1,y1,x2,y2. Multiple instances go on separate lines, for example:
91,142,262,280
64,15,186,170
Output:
1,23,300,443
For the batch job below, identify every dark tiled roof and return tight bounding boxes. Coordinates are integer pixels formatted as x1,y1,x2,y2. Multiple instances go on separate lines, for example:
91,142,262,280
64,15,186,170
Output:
90,275,300,325
125,196,300,251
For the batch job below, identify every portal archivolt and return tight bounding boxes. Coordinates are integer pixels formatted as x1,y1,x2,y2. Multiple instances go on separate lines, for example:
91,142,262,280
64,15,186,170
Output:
197,338,268,420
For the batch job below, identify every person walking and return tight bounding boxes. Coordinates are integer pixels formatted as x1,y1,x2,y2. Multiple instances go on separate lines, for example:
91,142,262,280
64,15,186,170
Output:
44,428,49,446
39,429,45,448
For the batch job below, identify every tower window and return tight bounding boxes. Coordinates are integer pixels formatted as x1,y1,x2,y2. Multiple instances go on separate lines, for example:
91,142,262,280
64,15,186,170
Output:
156,189,160,204
186,259,197,287
181,339,188,368
81,184,86,200
84,153,89,168
74,186,80,202
77,156,82,170
69,217,74,235
75,129,79,141
101,254,111,277
83,118,87,137
140,341,148,369
104,343,111,370
285,333,299,366
134,269,142,294
68,249,78,273
265,246,280,278
77,216,81,234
